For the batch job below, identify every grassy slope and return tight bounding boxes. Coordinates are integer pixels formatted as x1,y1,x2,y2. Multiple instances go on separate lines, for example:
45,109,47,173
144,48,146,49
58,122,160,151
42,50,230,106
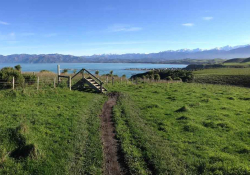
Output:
110,83,250,174
0,88,106,175
193,68,250,87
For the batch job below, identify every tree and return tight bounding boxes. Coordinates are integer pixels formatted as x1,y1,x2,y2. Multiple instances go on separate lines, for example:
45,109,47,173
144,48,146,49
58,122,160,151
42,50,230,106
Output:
122,74,126,78
95,70,99,75
73,69,77,74
14,65,22,72
110,70,113,75
62,69,68,74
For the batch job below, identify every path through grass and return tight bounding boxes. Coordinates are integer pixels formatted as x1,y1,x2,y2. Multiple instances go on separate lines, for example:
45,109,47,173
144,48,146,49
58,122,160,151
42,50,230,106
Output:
110,83,250,174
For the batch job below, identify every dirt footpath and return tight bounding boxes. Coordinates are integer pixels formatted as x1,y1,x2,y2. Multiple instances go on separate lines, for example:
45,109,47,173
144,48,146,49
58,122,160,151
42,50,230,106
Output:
100,93,128,175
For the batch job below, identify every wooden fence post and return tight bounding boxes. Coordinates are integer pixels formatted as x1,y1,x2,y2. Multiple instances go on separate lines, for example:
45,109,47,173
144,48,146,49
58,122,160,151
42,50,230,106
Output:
12,77,15,90
54,77,56,88
69,76,72,91
57,65,60,82
112,76,114,86
120,78,122,84
37,77,39,91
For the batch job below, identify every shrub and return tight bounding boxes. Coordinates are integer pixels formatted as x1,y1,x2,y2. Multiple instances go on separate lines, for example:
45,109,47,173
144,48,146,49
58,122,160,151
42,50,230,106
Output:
40,70,51,73
0,67,24,88
165,76,172,81
14,65,22,72
131,69,194,82
154,74,161,81
95,70,99,75
173,77,182,81
23,74,37,85
62,69,68,74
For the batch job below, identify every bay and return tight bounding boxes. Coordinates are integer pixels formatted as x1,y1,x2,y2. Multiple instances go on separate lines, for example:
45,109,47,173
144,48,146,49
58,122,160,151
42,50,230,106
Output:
0,63,187,78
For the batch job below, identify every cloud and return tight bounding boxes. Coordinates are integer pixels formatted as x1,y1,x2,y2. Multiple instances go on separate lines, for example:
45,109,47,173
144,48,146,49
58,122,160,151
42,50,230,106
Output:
43,33,58,37
109,24,142,32
203,17,213,21
21,32,35,36
0,32,16,40
0,20,10,25
182,23,194,27
81,40,209,46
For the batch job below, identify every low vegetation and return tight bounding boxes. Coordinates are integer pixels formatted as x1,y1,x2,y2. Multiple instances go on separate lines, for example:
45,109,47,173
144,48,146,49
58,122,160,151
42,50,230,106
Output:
131,69,194,82
0,88,106,174
193,68,250,87
110,83,250,174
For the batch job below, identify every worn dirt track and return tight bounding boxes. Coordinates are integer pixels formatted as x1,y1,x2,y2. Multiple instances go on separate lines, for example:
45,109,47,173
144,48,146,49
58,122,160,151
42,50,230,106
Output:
100,93,127,175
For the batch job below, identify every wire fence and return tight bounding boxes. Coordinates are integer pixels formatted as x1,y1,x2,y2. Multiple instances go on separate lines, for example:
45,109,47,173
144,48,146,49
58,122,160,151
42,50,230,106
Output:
0,74,183,92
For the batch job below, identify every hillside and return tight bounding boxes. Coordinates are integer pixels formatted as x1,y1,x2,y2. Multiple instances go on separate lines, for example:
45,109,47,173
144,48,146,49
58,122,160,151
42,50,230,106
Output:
224,57,250,64
1,45,250,63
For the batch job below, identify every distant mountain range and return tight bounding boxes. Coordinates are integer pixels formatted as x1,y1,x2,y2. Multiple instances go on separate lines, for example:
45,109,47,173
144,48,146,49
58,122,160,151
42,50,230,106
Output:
1,44,250,63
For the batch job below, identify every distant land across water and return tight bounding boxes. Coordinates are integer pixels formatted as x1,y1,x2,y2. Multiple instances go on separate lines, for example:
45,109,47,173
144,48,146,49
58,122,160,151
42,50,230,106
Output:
0,63,187,78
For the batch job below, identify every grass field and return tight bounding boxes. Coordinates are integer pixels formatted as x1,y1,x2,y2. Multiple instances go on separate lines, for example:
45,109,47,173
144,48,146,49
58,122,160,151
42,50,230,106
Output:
193,68,250,87
110,83,250,174
0,88,106,175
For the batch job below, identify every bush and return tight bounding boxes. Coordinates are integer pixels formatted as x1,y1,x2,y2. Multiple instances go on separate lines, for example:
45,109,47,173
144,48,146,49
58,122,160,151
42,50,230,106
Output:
173,77,182,81
154,74,161,81
23,74,37,85
40,70,51,73
14,65,22,72
62,69,68,74
131,69,193,82
165,76,172,81
0,67,24,88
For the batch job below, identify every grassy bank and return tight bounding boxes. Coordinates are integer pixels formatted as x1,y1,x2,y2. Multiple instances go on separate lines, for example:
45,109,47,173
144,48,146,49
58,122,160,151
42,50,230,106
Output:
193,68,250,87
111,83,250,174
0,88,106,174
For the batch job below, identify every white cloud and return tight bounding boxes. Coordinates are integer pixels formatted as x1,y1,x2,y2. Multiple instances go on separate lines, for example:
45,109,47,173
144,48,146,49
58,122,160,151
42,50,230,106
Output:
203,17,213,21
0,32,16,40
0,20,9,25
182,23,194,27
43,33,58,37
109,24,142,32
21,32,35,36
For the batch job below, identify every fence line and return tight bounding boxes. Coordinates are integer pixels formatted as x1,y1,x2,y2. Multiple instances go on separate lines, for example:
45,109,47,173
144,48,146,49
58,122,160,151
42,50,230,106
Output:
0,75,183,91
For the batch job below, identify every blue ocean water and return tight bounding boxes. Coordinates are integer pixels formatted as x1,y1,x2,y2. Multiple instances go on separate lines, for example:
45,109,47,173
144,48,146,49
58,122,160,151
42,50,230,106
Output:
0,63,187,78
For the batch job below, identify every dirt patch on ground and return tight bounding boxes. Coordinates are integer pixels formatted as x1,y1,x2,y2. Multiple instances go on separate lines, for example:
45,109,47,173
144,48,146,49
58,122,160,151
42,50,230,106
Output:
100,92,128,175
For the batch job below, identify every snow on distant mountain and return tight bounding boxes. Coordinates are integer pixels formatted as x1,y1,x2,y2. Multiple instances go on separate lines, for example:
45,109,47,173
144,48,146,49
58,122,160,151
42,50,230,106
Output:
1,44,250,63
161,44,250,53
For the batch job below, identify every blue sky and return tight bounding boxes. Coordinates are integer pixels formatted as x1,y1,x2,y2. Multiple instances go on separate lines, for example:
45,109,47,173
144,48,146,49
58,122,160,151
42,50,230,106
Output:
0,0,250,56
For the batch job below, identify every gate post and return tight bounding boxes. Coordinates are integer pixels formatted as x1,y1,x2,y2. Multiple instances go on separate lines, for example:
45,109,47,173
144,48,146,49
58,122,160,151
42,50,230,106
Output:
69,76,72,91
57,65,61,83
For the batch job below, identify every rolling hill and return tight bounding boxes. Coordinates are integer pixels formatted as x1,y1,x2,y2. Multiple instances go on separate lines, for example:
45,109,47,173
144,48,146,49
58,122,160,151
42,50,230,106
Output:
1,45,250,63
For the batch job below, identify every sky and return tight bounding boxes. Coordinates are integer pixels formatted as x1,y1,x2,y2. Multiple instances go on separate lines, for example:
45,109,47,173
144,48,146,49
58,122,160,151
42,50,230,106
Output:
0,0,250,56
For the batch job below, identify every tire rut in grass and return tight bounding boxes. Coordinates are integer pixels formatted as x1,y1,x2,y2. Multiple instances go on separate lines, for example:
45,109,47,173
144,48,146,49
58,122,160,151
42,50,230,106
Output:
100,92,128,175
